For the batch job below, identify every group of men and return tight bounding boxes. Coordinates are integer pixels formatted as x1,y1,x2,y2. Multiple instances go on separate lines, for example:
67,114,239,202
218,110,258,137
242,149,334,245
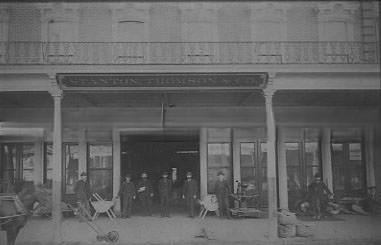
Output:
74,170,233,220
118,171,199,218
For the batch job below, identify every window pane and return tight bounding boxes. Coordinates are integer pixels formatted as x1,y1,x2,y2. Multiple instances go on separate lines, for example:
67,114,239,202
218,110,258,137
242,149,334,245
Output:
287,167,303,209
89,145,112,169
349,143,362,162
89,170,113,200
207,167,232,194
207,143,231,193
44,143,53,187
240,143,255,167
207,143,231,167
45,143,53,170
22,144,34,181
333,168,345,191
260,142,268,206
305,142,320,168
64,144,79,194
3,145,17,170
285,142,300,166
1,145,17,187
349,167,364,195
240,143,256,192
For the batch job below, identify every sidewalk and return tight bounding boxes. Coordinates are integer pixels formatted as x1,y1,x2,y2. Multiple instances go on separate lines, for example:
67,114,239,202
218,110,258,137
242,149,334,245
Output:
16,214,381,245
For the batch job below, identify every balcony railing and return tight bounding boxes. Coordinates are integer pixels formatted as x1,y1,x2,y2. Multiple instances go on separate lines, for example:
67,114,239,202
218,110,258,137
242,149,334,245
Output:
0,41,378,65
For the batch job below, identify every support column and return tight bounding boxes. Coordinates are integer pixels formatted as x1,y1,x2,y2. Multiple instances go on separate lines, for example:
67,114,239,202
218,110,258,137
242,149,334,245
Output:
277,128,288,210
112,128,121,198
264,83,278,240
50,88,63,243
322,128,333,192
200,128,208,199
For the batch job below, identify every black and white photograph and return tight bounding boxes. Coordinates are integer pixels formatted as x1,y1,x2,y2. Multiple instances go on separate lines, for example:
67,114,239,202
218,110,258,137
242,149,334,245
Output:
0,0,380,244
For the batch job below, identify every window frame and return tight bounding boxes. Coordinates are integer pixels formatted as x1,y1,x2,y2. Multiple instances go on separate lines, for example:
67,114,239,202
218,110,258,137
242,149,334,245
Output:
87,143,113,200
206,142,232,194
331,140,366,198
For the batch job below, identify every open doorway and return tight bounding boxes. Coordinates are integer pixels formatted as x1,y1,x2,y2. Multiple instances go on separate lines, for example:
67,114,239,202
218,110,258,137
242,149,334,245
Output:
120,130,200,215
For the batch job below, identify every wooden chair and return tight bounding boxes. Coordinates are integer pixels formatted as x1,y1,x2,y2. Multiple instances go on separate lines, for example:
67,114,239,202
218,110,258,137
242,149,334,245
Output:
90,193,116,221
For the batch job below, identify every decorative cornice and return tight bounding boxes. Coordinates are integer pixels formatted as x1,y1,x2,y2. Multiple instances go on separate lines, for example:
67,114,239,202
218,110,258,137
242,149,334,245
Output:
58,73,267,90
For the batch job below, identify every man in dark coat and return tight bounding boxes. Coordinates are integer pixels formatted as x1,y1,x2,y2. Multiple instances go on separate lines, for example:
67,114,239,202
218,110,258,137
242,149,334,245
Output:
74,172,91,220
158,172,172,217
307,173,333,220
137,172,153,216
118,174,136,218
215,171,231,219
182,171,198,218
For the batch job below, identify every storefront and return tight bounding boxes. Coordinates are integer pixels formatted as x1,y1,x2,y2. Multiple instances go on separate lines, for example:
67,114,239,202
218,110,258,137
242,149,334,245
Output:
0,73,378,210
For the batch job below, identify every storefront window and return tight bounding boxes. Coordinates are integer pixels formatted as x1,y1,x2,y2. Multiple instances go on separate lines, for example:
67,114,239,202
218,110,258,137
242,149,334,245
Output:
1,144,17,191
207,143,231,193
88,144,113,200
305,142,320,186
331,140,365,198
285,142,302,209
240,143,256,188
22,144,35,182
284,128,321,210
44,143,53,187
239,142,268,207
64,144,79,194
1,143,35,192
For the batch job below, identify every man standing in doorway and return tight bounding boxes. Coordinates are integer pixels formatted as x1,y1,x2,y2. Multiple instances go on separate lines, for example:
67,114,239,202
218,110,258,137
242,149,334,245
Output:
158,171,172,217
182,171,198,218
74,172,91,220
137,172,153,216
307,173,333,220
118,174,136,218
215,171,232,219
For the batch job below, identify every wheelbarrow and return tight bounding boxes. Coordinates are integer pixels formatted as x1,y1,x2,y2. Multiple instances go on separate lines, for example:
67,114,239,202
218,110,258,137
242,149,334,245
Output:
67,203,119,243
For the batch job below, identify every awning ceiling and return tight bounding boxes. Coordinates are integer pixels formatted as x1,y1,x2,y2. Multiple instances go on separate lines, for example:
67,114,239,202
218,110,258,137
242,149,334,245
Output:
0,90,379,108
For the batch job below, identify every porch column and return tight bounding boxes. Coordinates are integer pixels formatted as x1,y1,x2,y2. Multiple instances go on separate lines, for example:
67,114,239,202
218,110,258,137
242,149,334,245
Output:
322,128,333,191
264,83,278,240
112,128,121,198
50,88,63,243
200,128,208,199
277,128,288,210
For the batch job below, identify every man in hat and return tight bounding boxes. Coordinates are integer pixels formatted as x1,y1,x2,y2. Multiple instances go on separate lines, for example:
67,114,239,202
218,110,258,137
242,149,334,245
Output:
118,174,136,218
137,172,153,216
74,172,91,220
182,171,198,217
307,173,333,219
158,171,172,217
214,171,231,219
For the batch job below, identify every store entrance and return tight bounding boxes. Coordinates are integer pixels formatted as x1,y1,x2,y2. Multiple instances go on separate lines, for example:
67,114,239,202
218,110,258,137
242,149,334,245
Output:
120,130,199,215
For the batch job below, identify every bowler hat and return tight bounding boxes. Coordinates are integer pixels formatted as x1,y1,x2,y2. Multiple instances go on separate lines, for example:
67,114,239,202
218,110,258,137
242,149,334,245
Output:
125,174,131,178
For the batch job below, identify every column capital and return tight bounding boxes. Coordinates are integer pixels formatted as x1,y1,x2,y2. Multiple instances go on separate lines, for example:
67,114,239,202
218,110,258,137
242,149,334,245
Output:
48,73,63,98
263,87,276,99
49,88,63,98
263,72,277,100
